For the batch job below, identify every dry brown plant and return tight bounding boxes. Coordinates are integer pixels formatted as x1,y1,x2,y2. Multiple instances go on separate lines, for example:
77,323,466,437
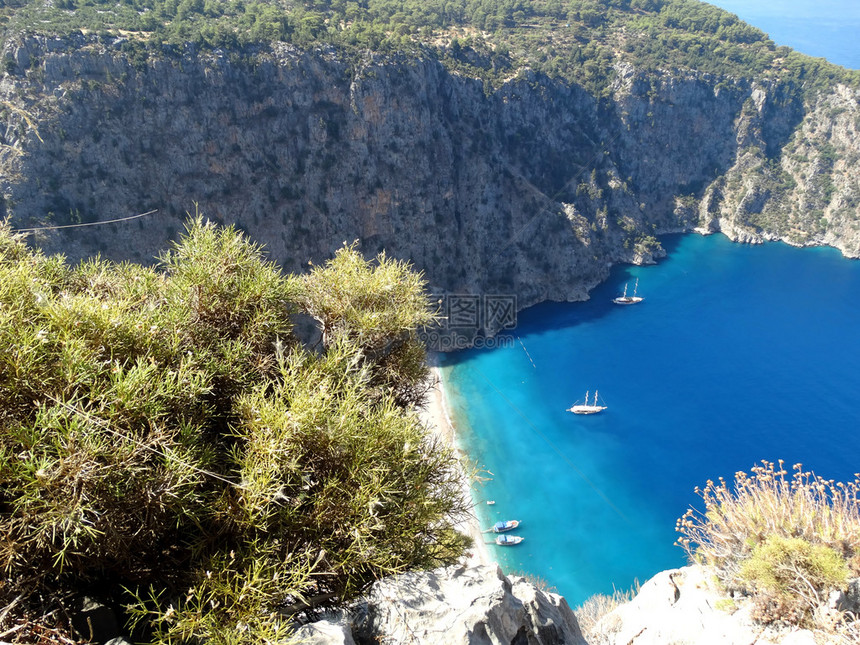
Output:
677,460,860,628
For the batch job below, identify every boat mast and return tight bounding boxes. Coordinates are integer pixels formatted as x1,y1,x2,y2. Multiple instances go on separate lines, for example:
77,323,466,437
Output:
594,390,599,406
633,278,638,297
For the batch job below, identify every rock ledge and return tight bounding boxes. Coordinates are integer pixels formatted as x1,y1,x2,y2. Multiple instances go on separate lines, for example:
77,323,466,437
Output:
297,563,587,645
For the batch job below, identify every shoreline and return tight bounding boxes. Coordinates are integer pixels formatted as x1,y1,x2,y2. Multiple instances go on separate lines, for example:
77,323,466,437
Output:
420,355,493,568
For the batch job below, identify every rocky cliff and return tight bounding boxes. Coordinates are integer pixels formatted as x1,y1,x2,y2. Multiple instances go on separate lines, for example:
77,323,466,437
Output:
1,34,859,645
0,36,858,328
594,565,860,645
296,563,587,645
295,563,858,645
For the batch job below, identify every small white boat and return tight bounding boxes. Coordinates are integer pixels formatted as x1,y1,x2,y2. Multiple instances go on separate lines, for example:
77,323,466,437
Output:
483,519,521,533
568,390,607,415
486,500,496,505
613,278,644,305
496,534,524,546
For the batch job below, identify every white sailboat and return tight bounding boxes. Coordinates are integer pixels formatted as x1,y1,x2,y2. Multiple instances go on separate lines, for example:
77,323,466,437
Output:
613,278,644,305
568,390,607,415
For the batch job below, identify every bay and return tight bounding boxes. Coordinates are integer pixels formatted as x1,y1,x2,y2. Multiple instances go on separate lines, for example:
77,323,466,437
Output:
439,233,860,606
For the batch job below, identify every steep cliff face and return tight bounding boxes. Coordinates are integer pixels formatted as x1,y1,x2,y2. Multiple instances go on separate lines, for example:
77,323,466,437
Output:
702,83,860,256
0,36,857,322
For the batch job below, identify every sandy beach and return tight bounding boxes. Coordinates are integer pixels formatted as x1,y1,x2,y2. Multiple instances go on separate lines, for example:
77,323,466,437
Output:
419,357,493,567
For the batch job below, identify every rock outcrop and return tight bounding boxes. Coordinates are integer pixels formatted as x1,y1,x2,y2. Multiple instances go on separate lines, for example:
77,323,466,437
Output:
595,565,858,645
292,563,860,644
0,36,857,337
296,563,586,645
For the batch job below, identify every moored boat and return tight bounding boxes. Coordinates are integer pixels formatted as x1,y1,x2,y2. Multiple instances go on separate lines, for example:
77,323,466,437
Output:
613,278,644,305
483,519,521,533
568,390,607,415
495,534,524,546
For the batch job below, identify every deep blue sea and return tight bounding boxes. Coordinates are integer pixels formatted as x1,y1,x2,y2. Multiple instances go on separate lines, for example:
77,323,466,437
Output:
439,234,860,606
706,0,860,69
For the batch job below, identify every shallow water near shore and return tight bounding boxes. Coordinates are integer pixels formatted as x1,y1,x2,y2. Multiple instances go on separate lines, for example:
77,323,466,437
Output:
439,233,860,606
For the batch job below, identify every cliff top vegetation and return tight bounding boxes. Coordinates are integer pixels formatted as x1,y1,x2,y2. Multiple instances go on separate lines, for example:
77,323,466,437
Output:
0,217,469,643
2,0,859,98
677,460,860,638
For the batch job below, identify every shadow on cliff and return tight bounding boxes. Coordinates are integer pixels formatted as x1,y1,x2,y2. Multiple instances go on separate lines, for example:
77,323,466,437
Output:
437,234,686,367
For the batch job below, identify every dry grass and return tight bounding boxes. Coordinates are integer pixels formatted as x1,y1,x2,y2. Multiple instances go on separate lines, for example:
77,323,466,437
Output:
510,571,558,595
574,582,639,643
677,460,860,628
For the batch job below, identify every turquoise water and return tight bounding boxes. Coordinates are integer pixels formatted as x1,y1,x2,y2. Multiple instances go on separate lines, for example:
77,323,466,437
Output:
706,0,860,69
439,234,860,606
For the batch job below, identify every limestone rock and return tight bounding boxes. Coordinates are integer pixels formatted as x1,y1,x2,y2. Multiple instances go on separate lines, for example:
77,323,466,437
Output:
0,36,857,343
299,564,586,645
838,577,860,615
510,574,584,644
293,619,356,645
594,565,850,645
595,566,754,645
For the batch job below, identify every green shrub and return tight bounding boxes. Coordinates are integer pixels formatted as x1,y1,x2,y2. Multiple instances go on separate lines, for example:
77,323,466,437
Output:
677,460,860,629
295,241,438,407
0,218,468,643
740,535,849,624
6,0,858,99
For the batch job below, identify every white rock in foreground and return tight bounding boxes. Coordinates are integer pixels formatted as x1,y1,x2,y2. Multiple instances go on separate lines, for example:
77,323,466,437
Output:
595,565,825,645
296,563,587,644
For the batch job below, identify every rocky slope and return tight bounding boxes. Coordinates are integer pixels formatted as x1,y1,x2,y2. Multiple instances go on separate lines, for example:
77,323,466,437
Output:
0,36,858,331
1,34,858,645
296,563,587,645
594,565,860,645
295,563,859,645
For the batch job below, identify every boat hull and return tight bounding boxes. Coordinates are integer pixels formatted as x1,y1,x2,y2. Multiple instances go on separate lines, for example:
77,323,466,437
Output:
569,405,607,415
496,535,524,546
493,520,520,533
